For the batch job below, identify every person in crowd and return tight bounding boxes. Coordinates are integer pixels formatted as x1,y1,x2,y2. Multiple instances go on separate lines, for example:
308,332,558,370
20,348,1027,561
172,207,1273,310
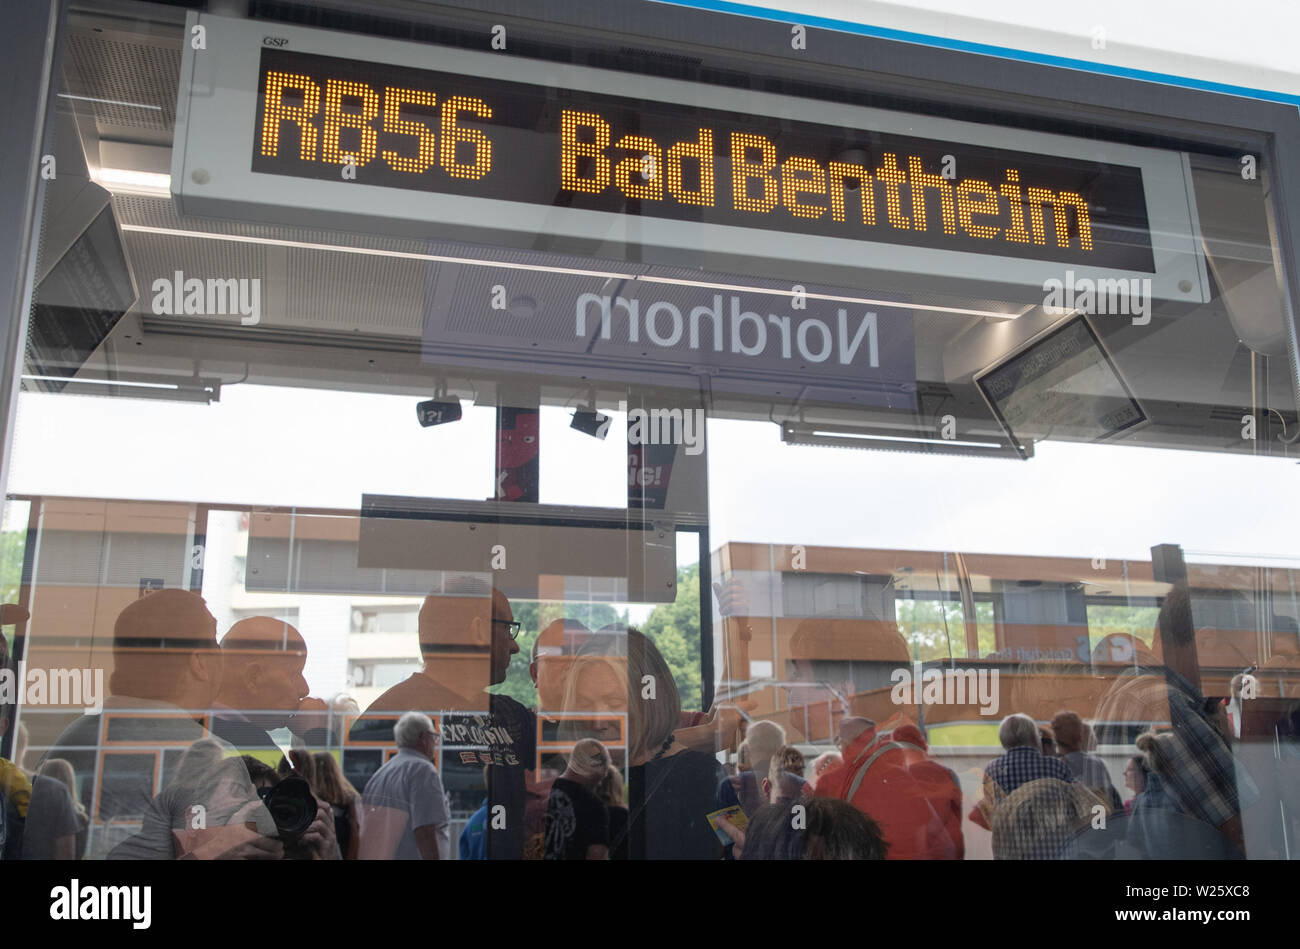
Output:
990,776,1100,860
817,715,963,860
716,720,804,817
41,590,285,860
359,711,450,860
1122,754,1148,816
765,749,810,806
565,626,724,860
984,713,1074,795
596,764,628,860
277,747,316,789
1129,733,1183,823
1038,724,1058,758
1095,583,1249,853
139,737,338,861
1,601,83,861
780,745,806,780
531,618,592,713
357,581,738,860
211,616,311,754
359,583,519,714
459,766,491,861
544,738,611,860
171,738,225,788
313,751,362,860
1050,710,1121,810
355,580,533,860
1,715,82,860
808,750,843,791
35,758,89,859
240,755,281,791
719,797,888,860
327,694,360,747
1124,730,1241,859
972,713,1075,831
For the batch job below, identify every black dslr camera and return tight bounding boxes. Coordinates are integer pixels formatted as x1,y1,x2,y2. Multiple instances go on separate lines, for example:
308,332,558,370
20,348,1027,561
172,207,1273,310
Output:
258,776,319,859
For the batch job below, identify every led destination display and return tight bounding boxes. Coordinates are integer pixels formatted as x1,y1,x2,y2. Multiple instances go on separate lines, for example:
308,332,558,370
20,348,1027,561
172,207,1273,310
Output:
253,47,1154,272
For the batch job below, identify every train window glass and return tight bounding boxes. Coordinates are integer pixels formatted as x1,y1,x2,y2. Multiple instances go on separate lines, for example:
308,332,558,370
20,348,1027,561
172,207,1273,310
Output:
2,0,1297,863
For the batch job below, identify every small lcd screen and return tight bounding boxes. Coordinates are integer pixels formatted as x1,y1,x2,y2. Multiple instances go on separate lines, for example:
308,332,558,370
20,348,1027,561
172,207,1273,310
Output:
976,315,1146,455
252,48,1155,271
26,206,136,392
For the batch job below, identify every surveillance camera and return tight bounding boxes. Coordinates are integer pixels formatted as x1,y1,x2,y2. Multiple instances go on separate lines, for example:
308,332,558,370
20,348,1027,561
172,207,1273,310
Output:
571,410,612,439
416,399,463,427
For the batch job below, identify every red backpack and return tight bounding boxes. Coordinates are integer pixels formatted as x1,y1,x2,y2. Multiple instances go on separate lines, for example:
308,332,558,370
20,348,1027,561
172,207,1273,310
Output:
818,720,964,860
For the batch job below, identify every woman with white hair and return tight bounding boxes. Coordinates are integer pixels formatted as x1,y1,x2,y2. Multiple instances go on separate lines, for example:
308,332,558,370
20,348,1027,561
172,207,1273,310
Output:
544,738,612,860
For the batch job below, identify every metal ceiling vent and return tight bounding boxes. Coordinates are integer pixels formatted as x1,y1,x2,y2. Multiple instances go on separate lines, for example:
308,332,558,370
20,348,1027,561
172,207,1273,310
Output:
64,29,181,136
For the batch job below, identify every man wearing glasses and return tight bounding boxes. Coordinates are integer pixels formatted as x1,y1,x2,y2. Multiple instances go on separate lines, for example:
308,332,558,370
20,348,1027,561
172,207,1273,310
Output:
355,578,532,859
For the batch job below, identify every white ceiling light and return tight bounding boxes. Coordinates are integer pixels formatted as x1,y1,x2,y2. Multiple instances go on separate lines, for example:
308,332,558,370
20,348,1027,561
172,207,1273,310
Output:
92,168,171,196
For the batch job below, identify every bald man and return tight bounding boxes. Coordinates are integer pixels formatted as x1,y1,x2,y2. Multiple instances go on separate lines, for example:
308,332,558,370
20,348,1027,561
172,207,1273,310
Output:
42,590,280,859
361,585,519,715
212,616,311,754
355,580,532,859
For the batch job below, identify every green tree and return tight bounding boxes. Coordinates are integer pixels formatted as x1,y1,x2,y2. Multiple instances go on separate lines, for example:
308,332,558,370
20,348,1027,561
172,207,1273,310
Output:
641,563,703,711
489,571,707,715
0,529,25,654
1085,604,1159,650
490,598,628,707
0,530,24,607
896,597,965,661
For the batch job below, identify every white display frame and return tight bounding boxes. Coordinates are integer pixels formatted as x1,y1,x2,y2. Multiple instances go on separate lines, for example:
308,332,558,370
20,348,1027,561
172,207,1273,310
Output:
172,12,1209,303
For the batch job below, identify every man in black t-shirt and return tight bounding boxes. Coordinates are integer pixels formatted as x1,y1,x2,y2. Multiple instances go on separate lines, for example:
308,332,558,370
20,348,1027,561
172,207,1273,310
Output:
355,582,534,859
544,738,610,860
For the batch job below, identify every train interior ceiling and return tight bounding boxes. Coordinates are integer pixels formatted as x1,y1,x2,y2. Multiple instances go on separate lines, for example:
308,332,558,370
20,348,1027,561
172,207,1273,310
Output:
39,9,1295,450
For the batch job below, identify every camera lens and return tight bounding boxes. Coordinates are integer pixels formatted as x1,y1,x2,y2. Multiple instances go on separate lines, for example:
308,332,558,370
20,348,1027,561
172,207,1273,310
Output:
257,776,318,841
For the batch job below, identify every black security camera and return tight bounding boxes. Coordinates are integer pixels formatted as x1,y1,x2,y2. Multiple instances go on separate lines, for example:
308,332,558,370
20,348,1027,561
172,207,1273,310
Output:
416,399,463,427
571,409,611,439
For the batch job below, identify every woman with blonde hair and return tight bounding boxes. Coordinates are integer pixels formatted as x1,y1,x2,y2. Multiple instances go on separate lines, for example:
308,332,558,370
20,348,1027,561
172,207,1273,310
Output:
312,752,362,860
612,626,724,859
555,625,728,858
36,757,89,859
596,765,628,860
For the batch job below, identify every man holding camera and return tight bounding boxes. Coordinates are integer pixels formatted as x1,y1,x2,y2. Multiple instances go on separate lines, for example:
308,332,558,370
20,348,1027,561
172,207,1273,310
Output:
42,590,338,860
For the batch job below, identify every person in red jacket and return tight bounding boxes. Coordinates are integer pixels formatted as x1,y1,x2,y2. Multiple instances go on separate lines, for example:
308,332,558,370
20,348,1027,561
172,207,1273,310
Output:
815,715,964,860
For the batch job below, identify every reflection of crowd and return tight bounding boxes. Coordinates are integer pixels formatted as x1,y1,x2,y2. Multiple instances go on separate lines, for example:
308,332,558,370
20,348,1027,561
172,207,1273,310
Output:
0,576,1289,861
